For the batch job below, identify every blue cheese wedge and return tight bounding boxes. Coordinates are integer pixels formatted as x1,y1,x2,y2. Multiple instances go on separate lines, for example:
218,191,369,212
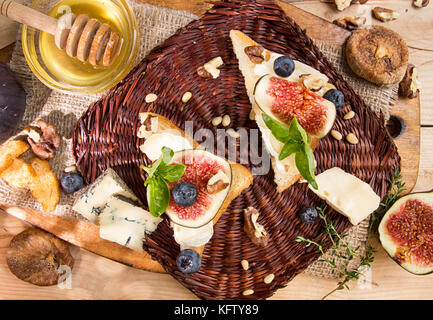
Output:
99,195,162,253
100,194,162,234
99,218,146,253
72,168,140,223
308,167,381,225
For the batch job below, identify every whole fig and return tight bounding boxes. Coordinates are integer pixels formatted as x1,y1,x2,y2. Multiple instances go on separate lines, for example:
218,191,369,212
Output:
0,63,26,143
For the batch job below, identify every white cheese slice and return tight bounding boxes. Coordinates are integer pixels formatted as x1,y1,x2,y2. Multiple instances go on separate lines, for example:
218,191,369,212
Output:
99,195,162,234
139,132,192,161
72,168,140,223
172,221,214,248
308,167,381,225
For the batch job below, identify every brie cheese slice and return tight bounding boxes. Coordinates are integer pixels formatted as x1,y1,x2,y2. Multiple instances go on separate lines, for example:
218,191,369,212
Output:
308,167,381,225
173,221,214,248
139,131,192,161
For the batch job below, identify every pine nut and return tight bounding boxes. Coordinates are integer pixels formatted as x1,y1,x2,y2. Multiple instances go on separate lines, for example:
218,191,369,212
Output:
346,133,359,145
264,273,275,284
331,130,343,141
344,111,355,120
249,109,255,121
222,114,231,127
242,289,254,296
212,116,222,126
182,91,192,103
145,93,158,103
241,260,249,270
65,165,77,173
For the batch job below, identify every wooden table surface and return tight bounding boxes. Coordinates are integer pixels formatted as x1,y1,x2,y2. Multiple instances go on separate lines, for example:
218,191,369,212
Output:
0,0,433,300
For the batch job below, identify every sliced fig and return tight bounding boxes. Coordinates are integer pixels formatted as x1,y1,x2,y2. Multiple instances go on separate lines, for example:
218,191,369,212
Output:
166,150,232,228
379,191,433,275
254,75,336,138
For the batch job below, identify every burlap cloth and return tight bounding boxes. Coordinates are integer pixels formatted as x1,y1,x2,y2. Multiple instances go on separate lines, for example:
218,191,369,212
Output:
1,0,397,279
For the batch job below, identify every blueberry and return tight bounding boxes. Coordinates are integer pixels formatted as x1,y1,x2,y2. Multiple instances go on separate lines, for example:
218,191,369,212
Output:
172,182,197,207
323,89,344,109
273,56,295,78
176,249,201,274
61,172,84,194
298,206,318,225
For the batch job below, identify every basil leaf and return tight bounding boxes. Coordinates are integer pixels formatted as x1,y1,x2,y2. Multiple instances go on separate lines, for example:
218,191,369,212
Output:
146,176,170,217
279,140,301,161
158,163,186,182
142,147,175,183
295,144,318,190
143,157,162,183
289,117,309,145
161,146,174,164
262,113,292,143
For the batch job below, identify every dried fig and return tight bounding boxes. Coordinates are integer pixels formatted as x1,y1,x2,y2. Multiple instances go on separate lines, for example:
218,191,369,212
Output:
346,26,408,87
6,228,74,286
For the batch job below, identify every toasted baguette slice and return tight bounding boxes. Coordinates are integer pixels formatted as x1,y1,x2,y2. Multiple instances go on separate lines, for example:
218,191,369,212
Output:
230,30,320,193
139,112,253,256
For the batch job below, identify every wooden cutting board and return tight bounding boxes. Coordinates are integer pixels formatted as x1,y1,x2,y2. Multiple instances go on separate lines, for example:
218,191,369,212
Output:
0,0,420,274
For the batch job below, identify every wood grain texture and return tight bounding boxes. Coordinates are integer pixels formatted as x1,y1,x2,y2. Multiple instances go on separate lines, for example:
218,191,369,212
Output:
0,206,165,273
0,0,431,300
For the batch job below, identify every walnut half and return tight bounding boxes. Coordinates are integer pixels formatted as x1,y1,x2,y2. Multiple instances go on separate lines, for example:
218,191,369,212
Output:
399,64,422,99
333,16,367,31
24,120,61,160
207,170,230,194
413,0,429,7
335,0,352,11
197,57,224,79
243,207,269,247
373,7,400,22
244,45,265,64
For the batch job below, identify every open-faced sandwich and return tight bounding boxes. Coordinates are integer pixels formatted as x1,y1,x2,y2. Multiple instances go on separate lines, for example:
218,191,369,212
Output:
230,30,344,192
73,112,253,274
138,112,253,273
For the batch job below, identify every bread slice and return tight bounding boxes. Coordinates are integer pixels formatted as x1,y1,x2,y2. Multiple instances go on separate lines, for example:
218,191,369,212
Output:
230,30,319,193
140,112,253,256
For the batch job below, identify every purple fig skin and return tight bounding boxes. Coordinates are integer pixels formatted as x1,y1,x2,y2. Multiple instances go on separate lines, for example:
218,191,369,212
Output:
0,63,26,144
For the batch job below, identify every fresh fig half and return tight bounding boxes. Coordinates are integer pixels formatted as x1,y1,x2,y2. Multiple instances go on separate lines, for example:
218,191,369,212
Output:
165,149,232,228
254,75,336,138
379,191,433,275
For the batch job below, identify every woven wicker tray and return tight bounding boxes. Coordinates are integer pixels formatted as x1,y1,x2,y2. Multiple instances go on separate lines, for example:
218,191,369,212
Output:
72,0,400,300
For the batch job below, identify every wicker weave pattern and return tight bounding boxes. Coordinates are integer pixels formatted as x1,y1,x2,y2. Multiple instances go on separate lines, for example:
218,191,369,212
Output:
72,0,400,300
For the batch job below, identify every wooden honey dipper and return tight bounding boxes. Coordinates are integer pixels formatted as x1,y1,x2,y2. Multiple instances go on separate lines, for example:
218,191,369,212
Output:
0,0,122,66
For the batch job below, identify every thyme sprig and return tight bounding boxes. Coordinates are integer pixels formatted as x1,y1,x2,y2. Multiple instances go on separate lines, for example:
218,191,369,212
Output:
295,206,375,300
369,168,406,234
